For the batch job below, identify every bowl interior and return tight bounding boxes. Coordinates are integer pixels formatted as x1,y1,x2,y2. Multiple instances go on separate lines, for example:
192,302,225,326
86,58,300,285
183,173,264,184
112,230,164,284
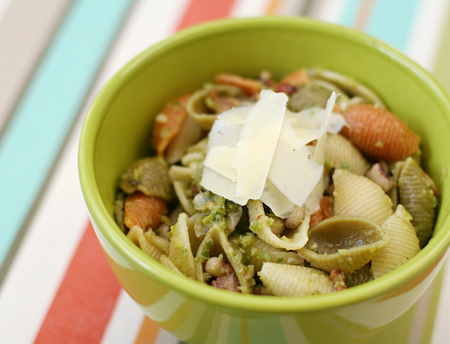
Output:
80,17,450,312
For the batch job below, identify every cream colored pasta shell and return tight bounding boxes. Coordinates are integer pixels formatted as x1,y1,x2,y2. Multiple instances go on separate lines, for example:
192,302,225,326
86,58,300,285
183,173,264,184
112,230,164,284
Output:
325,134,370,175
398,157,436,247
127,226,165,261
159,254,183,275
148,230,170,255
333,169,394,225
168,165,194,183
165,115,204,164
371,205,420,278
236,235,304,272
186,213,204,253
187,137,209,154
181,151,205,167
173,180,195,216
247,200,310,251
258,263,333,296
194,229,214,283
195,228,255,293
168,213,196,279
298,216,388,272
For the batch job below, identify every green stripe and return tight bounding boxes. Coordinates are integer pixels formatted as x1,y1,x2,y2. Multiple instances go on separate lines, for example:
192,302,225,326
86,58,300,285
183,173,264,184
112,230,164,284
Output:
0,0,134,268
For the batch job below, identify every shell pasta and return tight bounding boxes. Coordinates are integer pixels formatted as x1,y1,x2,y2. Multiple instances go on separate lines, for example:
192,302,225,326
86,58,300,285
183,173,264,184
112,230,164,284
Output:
114,68,438,296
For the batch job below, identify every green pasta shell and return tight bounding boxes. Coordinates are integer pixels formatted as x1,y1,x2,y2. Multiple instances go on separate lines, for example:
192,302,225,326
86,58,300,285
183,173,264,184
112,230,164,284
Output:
398,157,437,247
119,156,173,201
187,84,246,130
298,216,389,272
288,82,336,112
307,68,385,108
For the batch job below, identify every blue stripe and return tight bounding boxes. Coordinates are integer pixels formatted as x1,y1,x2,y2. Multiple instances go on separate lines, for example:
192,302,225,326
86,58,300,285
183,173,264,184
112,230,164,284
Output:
0,0,133,266
365,0,421,52
339,0,361,28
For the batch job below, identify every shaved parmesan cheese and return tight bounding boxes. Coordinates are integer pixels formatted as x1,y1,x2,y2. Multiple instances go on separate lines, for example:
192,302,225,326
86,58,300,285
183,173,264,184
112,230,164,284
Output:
199,90,341,218
201,166,248,205
233,90,288,199
203,145,237,180
287,106,346,140
217,105,252,124
208,119,242,148
260,179,295,218
268,119,323,206
314,92,337,165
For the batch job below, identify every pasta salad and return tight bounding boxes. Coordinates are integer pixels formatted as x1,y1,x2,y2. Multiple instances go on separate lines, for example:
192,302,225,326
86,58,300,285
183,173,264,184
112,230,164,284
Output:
114,69,438,296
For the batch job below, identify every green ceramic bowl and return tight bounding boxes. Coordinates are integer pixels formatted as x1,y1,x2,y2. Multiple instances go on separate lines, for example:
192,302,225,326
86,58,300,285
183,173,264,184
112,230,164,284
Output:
79,17,450,344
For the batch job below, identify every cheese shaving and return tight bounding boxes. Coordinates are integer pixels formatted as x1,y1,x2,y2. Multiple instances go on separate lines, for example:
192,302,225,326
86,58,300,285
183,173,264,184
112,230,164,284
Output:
200,90,340,217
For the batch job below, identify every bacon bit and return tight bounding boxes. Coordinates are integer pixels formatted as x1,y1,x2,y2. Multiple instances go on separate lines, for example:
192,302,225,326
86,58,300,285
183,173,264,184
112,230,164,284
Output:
214,73,261,96
279,68,309,86
309,196,334,228
366,162,394,193
124,192,168,231
330,270,347,291
153,94,190,158
320,196,334,219
211,262,241,293
309,208,323,228
275,82,297,95
258,70,276,87
207,90,241,113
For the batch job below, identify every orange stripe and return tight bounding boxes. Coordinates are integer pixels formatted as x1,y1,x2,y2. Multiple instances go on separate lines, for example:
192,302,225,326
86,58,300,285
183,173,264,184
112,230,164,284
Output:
134,316,161,344
34,222,122,343
177,0,236,31
265,0,281,15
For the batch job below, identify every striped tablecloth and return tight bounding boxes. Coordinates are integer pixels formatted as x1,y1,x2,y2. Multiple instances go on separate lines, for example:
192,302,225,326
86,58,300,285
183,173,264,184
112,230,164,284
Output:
1,0,450,343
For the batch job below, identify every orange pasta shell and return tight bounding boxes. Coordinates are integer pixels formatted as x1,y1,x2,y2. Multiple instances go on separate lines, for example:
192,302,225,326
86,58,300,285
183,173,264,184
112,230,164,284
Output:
341,104,420,161
124,192,167,230
153,94,190,157
214,73,261,95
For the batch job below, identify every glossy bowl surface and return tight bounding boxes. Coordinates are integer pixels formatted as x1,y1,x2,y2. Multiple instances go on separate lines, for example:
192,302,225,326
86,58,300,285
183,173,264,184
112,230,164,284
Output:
79,17,450,344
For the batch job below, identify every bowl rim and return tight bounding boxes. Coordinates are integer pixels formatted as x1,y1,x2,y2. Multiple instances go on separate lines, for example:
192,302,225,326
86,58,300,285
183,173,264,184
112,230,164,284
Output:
79,16,450,314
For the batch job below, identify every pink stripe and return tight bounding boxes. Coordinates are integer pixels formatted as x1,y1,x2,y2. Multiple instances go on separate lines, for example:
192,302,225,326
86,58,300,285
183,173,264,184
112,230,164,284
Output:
177,0,236,30
34,222,122,343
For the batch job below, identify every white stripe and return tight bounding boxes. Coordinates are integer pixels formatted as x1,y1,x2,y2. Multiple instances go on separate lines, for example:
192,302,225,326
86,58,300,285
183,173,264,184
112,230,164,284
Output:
431,260,450,344
105,0,189,73
406,0,450,70
101,290,145,344
277,0,311,16
306,0,348,24
155,329,181,344
0,0,188,343
230,0,271,17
